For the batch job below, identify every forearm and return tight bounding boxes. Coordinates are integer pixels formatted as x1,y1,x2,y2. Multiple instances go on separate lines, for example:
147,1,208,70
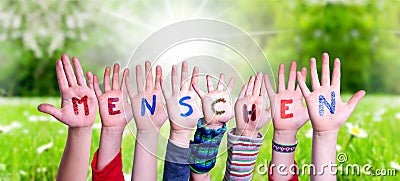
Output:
311,130,338,181
224,128,263,181
189,119,226,180
161,128,193,181
132,130,160,181
97,127,124,170
190,172,210,181
270,130,297,180
57,127,92,181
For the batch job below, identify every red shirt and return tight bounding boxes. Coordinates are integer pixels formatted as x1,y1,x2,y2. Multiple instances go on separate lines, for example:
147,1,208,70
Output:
91,149,124,181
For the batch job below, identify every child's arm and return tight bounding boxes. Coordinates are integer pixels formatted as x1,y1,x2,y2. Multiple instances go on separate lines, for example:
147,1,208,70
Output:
264,62,309,180
224,72,271,181
125,61,168,181
38,54,98,181
297,53,365,180
90,64,132,180
189,73,235,181
161,62,203,180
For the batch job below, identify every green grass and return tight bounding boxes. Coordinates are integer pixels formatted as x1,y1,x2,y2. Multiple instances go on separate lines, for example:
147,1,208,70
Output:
0,95,399,180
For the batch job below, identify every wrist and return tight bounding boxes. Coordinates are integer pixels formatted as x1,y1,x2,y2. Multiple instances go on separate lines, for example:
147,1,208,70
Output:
68,126,92,136
273,130,297,144
101,126,124,136
202,118,225,129
313,129,339,142
169,129,193,148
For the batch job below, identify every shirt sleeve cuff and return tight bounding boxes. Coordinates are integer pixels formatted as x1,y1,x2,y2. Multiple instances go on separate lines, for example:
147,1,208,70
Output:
91,148,124,181
165,140,190,164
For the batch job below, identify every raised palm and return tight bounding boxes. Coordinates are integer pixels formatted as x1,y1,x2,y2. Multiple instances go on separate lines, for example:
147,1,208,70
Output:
264,62,309,132
192,74,235,129
297,53,366,132
38,54,98,127
94,64,132,129
234,73,271,137
125,61,167,131
162,61,202,131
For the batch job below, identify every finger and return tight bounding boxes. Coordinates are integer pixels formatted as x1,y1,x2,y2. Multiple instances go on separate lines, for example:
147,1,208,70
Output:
278,64,286,92
121,69,130,101
112,63,120,90
72,57,86,86
172,65,179,94
331,58,341,89
145,61,153,90
160,76,170,99
227,77,235,93
93,75,102,97
310,57,320,90
246,76,255,96
260,75,267,97
238,84,247,99
86,71,94,90
217,73,225,91
321,53,330,86
136,65,144,93
192,80,205,97
61,54,77,86
155,65,162,90
56,60,68,91
253,72,263,96
296,67,307,92
206,75,214,93
180,61,189,91
263,74,276,99
104,66,111,91
37,104,62,121
347,90,366,113
189,66,199,91
125,71,136,98
287,61,297,91
297,71,311,97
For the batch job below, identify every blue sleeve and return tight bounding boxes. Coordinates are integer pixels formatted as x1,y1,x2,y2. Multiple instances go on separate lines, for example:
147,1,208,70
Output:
162,140,190,181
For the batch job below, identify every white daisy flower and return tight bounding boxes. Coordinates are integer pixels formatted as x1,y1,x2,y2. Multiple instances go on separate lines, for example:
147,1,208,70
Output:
92,123,102,130
36,167,47,173
336,144,342,151
390,161,400,170
395,113,400,119
37,142,53,154
346,123,367,138
19,170,26,176
0,163,6,170
123,173,131,181
0,121,22,133
305,129,313,138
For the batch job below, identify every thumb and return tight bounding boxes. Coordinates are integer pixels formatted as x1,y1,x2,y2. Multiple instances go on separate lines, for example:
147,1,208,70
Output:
38,104,62,121
346,90,366,113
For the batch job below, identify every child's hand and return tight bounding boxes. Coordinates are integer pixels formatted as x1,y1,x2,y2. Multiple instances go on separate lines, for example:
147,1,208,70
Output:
161,62,202,147
94,64,132,131
125,61,167,132
297,53,365,132
192,74,235,129
38,54,98,127
234,72,271,138
264,62,309,134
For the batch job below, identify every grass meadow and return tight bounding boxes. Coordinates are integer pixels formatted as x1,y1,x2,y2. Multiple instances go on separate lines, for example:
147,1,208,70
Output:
0,95,399,180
